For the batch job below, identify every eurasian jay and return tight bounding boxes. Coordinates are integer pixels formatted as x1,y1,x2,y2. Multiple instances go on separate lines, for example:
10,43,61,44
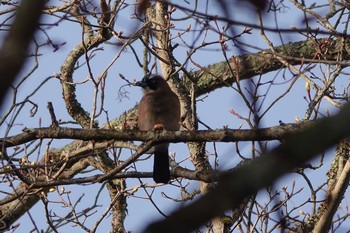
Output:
136,75,180,183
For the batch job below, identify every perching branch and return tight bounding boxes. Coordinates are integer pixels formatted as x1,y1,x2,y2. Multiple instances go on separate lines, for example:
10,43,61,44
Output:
1,121,313,148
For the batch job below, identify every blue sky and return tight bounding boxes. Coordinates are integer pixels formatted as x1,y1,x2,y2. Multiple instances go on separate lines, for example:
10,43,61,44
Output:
0,1,349,232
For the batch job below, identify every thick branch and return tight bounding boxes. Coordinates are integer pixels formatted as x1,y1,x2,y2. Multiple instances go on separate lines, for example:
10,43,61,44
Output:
143,103,350,233
0,0,45,106
192,38,349,96
1,121,313,148
59,3,112,129
0,158,89,230
312,155,350,233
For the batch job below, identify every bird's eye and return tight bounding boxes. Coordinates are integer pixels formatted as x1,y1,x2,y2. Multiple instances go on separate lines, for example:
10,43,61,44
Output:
147,78,158,90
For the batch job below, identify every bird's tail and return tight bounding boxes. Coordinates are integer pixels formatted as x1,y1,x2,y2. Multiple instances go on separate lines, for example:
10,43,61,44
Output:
153,149,170,183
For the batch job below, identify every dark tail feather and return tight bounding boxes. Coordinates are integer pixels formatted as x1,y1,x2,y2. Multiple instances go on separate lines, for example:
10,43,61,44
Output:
153,150,170,183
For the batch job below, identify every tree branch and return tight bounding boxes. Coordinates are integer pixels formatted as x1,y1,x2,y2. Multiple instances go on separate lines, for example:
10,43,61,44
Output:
191,38,350,96
312,150,350,233
143,103,350,233
0,0,45,106
1,121,313,148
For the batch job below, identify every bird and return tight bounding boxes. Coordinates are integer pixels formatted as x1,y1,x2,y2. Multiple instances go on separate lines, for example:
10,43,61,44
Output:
136,75,180,183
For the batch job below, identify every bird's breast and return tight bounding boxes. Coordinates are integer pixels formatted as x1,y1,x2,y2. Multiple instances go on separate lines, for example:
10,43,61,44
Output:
138,92,180,131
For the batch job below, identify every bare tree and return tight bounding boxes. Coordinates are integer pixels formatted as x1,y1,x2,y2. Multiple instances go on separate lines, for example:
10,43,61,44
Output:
0,0,349,232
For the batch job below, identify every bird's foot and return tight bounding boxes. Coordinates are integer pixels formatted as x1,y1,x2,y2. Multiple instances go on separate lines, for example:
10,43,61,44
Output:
153,124,165,130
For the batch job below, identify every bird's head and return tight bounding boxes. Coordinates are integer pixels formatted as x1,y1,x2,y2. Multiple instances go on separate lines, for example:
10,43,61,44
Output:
135,75,170,93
